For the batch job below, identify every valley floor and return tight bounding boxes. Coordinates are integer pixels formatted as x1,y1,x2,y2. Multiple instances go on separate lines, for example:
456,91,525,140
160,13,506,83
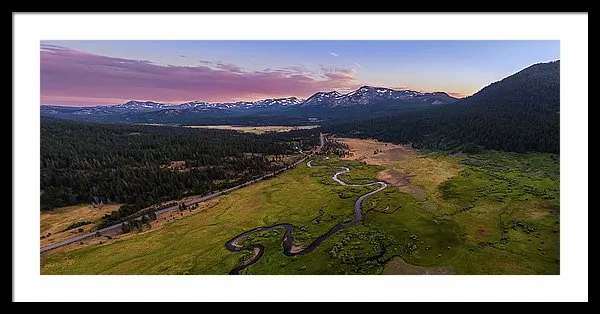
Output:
41,138,559,275
184,125,319,134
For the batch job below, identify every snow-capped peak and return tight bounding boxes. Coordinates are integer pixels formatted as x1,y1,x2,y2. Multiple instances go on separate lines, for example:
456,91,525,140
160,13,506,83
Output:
94,86,457,113
301,86,457,108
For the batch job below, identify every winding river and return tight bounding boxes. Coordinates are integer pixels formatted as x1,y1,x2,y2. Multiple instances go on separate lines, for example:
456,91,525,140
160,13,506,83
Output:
224,159,388,274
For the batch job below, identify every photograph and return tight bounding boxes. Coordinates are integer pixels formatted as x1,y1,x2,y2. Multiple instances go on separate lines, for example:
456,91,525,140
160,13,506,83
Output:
12,12,588,302
39,40,560,275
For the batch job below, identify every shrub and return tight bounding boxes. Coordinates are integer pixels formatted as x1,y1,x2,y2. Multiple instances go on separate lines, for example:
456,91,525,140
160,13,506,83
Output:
62,221,93,232
121,222,131,233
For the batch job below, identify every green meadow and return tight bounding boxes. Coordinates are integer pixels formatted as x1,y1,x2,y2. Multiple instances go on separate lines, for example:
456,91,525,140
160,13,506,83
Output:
41,150,559,275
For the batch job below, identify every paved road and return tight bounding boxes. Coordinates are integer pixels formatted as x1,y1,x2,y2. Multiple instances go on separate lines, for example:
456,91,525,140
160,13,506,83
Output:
225,158,388,274
40,133,325,254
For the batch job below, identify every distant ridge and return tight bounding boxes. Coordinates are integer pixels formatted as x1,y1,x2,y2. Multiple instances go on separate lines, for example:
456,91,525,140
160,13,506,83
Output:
326,60,560,153
40,86,458,125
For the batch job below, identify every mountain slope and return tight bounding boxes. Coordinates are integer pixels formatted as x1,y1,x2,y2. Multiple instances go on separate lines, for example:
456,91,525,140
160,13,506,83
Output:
325,61,560,153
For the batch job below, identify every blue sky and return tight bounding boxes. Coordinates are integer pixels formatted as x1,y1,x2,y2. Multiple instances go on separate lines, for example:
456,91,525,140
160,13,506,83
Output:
41,40,559,105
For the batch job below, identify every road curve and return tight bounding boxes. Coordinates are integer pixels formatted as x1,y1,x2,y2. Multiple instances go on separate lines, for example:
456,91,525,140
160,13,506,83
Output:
40,133,326,254
224,159,387,274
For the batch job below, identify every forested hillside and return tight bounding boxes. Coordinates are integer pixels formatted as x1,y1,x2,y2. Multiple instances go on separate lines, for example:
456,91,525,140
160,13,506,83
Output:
40,118,319,211
325,61,560,153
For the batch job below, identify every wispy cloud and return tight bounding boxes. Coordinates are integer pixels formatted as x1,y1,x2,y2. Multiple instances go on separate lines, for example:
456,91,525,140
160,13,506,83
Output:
41,45,357,105
329,52,339,57
352,62,362,68
198,59,245,73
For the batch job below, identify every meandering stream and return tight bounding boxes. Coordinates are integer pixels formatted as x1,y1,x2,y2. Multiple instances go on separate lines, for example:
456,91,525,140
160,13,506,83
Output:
224,159,387,274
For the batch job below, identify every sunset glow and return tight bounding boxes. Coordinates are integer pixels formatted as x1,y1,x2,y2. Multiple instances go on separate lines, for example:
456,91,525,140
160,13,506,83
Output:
41,40,559,106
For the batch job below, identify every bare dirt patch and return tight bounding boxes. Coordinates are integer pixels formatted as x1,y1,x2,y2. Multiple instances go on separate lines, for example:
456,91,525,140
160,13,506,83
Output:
337,138,432,200
382,257,453,275
377,169,410,187
376,169,425,201
337,137,462,199
336,137,415,165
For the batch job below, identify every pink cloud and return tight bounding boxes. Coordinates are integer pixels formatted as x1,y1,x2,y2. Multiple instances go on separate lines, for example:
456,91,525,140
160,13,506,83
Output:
41,45,358,106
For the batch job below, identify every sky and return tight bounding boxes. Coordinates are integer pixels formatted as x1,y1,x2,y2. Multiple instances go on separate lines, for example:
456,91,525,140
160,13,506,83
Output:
40,40,559,106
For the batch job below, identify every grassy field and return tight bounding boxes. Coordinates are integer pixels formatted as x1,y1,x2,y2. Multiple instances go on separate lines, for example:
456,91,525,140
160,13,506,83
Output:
41,158,373,274
185,125,319,134
41,141,559,275
40,204,121,247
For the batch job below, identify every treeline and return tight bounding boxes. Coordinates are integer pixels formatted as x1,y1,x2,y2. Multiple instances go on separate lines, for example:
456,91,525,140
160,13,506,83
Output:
324,61,560,154
120,211,157,234
322,139,352,157
41,118,319,211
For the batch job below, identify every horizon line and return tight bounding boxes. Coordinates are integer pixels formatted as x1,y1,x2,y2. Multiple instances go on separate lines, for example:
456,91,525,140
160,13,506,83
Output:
40,85,465,107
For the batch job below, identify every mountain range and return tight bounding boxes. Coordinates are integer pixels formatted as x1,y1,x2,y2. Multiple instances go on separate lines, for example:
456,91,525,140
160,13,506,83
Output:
325,60,560,153
40,86,458,125
40,60,560,152
40,60,559,153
